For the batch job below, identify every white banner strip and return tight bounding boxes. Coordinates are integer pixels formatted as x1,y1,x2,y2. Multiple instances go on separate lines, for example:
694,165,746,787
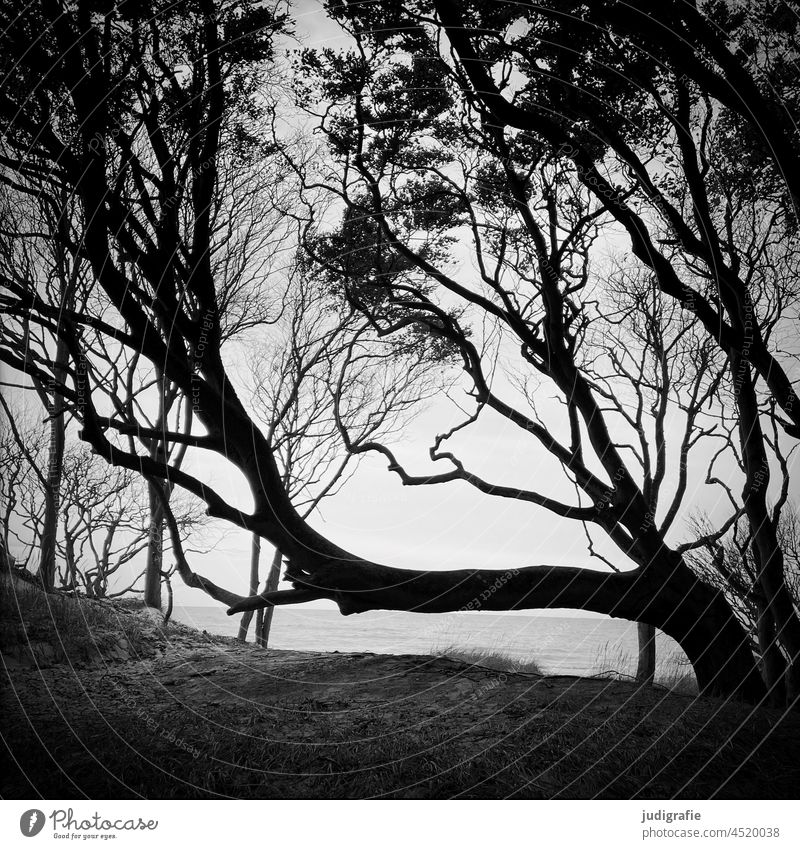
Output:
1,800,797,848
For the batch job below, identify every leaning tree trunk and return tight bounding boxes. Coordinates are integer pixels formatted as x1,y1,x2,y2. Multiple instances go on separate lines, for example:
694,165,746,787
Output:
39,337,69,592
230,541,766,703
636,622,656,685
86,367,767,703
237,534,261,641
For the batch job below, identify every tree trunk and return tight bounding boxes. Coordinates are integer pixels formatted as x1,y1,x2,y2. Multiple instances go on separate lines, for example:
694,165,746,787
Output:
752,524,800,698
0,534,12,571
39,337,69,592
144,483,164,609
254,548,283,648
231,551,765,703
89,367,766,703
237,534,262,641
732,353,800,699
636,622,656,685
163,571,174,625
144,366,177,611
63,525,77,592
755,598,787,706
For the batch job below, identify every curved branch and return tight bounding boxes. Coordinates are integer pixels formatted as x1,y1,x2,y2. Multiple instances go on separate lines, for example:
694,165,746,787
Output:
151,479,246,608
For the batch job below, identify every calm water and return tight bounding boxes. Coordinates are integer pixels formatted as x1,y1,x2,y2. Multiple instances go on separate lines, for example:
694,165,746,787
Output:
172,606,692,681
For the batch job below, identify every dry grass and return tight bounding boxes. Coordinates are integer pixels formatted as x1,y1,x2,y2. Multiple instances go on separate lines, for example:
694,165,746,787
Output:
0,573,216,665
591,641,699,695
436,644,544,675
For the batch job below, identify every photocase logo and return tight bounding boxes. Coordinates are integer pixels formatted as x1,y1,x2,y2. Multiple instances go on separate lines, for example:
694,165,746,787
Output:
19,809,46,837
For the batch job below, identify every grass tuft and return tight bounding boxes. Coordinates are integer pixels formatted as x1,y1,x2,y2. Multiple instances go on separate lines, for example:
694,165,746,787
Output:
591,641,699,695
436,644,544,675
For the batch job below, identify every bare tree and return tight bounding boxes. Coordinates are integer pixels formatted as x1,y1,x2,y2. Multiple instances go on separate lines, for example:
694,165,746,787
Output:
0,407,46,576
58,448,206,599
0,180,89,590
367,0,800,694
0,0,293,607
279,0,800,697
1,0,793,705
242,271,437,645
286,103,761,697
0,402,205,598
687,509,800,704
577,265,730,682
682,400,799,704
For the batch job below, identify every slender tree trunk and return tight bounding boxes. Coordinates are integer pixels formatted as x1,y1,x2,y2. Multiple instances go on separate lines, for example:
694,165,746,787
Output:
144,482,164,609
163,572,174,625
39,337,69,592
255,548,283,648
143,366,174,610
636,622,656,685
63,524,77,592
755,599,787,706
254,602,263,640
238,534,262,641
0,534,11,571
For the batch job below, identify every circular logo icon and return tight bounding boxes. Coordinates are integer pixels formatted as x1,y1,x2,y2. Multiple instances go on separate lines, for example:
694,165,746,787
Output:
19,810,46,837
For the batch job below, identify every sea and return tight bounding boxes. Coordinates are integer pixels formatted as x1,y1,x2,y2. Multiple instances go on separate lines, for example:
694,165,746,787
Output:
172,606,694,682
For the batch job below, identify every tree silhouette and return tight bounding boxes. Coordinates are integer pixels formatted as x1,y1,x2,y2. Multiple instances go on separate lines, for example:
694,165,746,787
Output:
2,0,798,704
